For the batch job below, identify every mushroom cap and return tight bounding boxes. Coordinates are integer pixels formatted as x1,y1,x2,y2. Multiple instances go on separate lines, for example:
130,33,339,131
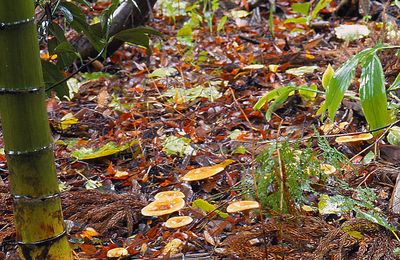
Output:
227,201,260,213
141,198,185,217
154,190,185,201
335,133,373,143
165,216,193,228
320,164,336,175
107,247,128,258
181,159,234,181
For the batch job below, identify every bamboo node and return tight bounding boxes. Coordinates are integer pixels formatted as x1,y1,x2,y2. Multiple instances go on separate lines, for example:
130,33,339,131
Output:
5,143,53,156
0,17,35,30
12,192,61,202
0,87,43,95
17,228,67,247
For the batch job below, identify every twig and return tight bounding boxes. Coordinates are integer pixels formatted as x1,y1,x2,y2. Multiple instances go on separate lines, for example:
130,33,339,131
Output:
229,88,259,132
45,45,108,92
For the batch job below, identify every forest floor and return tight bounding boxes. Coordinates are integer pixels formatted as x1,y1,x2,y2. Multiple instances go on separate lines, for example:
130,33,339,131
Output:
2,0,400,259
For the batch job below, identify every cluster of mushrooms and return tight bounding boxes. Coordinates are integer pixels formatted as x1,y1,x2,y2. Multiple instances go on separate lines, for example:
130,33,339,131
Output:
141,160,261,229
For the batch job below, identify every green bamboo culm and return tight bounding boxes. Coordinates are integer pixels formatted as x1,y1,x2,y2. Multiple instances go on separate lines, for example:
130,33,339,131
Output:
0,1,72,259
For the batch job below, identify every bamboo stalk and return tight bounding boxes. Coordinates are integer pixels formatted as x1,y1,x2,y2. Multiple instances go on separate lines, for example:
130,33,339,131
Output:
0,1,71,259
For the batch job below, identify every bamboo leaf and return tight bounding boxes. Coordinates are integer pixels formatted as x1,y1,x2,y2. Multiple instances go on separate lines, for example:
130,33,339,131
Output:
388,72,400,91
192,199,229,218
59,2,104,51
41,60,69,98
265,86,296,120
321,64,334,90
311,0,332,19
359,54,390,131
325,56,359,120
325,47,379,120
291,2,310,15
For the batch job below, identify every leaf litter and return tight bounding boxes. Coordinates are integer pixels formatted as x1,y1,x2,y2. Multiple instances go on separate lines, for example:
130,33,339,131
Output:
2,0,400,258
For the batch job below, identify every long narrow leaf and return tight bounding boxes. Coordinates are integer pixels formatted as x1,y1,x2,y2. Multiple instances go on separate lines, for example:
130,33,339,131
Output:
325,46,380,120
325,57,359,120
360,54,390,131
388,72,400,91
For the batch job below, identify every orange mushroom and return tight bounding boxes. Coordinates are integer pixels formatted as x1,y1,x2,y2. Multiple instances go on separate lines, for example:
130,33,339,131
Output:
335,133,373,143
165,216,193,228
181,159,234,181
141,197,185,217
227,200,260,223
227,201,260,213
320,164,336,175
154,190,185,201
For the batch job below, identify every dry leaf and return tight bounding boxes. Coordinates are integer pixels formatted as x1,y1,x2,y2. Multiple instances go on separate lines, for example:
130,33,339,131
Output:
203,230,216,246
106,247,128,258
181,159,235,181
97,87,110,108
335,133,373,143
163,238,184,255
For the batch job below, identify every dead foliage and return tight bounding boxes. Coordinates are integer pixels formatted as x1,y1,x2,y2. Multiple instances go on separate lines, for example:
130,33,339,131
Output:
62,189,145,236
0,187,145,254
222,215,400,259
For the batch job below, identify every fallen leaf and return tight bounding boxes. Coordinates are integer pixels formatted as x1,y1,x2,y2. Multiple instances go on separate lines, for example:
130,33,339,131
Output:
335,133,373,143
335,24,370,41
182,159,235,181
163,238,184,255
106,247,128,258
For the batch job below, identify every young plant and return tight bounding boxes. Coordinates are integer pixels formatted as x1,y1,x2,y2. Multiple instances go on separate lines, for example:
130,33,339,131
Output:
253,83,318,120
255,141,322,213
324,44,399,132
284,0,332,26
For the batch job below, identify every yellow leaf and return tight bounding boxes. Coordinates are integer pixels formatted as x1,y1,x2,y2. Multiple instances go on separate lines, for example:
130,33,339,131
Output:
80,227,100,239
57,113,79,130
268,64,279,73
163,238,184,255
107,247,128,258
181,159,235,181
97,87,110,108
335,133,373,143
322,64,334,90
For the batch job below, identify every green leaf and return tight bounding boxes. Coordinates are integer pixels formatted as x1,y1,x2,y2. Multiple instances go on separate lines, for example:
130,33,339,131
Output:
163,86,222,103
286,65,318,76
265,86,296,120
232,145,247,154
253,94,268,110
284,16,309,24
291,2,310,15
325,46,383,120
387,126,400,145
162,136,194,157
354,208,396,233
81,71,111,80
53,41,79,68
114,27,162,51
311,0,332,19
326,56,359,119
299,84,317,100
71,140,138,160
41,60,69,98
192,199,229,218
148,67,178,78
359,54,389,132
388,72,400,91
59,2,103,51
99,0,119,30
217,15,227,33
321,64,334,90
318,194,351,215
